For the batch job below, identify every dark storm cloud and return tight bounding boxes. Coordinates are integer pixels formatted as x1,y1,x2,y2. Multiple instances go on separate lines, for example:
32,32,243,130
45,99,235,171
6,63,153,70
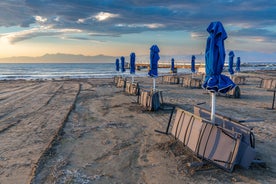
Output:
1,0,276,43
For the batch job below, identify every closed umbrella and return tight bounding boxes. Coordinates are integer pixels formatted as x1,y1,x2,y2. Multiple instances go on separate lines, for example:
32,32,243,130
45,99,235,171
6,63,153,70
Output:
236,57,241,73
115,58,120,72
130,52,136,83
148,45,160,91
202,21,236,123
171,58,175,73
191,55,196,77
228,51,235,77
121,56,125,73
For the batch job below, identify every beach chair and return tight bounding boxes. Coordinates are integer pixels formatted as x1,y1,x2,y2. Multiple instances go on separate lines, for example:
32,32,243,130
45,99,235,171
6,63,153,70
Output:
171,108,242,172
138,89,163,111
116,77,126,88
125,81,140,95
155,107,257,172
232,75,246,85
193,105,256,169
180,74,202,88
162,75,180,84
259,79,276,109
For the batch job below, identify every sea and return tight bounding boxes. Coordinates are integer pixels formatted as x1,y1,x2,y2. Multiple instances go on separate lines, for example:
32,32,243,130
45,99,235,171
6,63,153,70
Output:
0,62,275,81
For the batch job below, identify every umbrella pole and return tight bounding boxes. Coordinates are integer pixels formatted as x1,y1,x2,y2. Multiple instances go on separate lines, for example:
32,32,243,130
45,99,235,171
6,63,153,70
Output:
132,76,134,84
153,78,156,91
211,92,216,124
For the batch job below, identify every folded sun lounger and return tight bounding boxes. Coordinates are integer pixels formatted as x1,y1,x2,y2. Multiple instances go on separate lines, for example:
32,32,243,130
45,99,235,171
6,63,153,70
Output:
170,107,256,172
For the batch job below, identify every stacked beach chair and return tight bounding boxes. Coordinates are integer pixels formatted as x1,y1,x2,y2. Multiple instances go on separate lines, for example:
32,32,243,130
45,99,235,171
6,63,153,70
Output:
260,78,276,109
162,75,180,84
179,74,203,88
138,90,163,111
168,106,256,172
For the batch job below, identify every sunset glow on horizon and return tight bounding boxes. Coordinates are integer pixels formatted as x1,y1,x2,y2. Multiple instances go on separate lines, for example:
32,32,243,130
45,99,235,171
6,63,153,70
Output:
0,1,276,61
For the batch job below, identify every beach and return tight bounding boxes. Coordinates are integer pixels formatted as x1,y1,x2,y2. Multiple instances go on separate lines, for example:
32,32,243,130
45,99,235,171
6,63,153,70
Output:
0,71,275,184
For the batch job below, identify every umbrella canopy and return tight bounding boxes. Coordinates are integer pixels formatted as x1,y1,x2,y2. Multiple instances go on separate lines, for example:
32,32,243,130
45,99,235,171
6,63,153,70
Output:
236,57,241,72
171,58,175,72
115,58,120,72
202,21,236,94
148,45,160,78
228,51,235,75
121,56,126,73
191,55,196,73
130,52,136,74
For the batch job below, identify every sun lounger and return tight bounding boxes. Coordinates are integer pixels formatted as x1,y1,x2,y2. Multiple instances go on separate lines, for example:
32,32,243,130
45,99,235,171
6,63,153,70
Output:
162,75,180,84
116,77,126,88
171,108,242,172
180,76,202,88
266,88,276,109
259,79,276,109
260,78,276,89
139,90,163,111
232,76,246,85
193,105,256,169
113,76,121,85
125,81,140,95
226,85,241,98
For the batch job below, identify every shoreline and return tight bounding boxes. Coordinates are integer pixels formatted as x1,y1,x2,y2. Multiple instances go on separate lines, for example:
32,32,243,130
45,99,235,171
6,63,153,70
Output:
0,72,275,183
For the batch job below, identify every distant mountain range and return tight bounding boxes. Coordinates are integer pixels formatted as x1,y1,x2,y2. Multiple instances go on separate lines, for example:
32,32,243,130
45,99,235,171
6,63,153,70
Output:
0,53,117,63
0,51,275,63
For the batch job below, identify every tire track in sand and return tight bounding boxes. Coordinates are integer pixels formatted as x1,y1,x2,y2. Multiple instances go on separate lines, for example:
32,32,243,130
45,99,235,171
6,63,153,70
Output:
0,81,80,184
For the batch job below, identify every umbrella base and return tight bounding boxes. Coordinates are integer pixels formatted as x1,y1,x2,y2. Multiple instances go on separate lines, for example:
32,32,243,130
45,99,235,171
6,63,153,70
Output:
260,78,276,89
224,85,241,98
114,76,126,88
138,90,163,111
180,75,202,88
125,81,140,95
162,75,180,84
232,76,246,85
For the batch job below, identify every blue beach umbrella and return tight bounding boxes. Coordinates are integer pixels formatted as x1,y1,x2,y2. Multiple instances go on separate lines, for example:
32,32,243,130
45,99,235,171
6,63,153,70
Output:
236,57,241,72
130,52,136,74
202,21,236,123
191,55,196,73
148,45,160,91
121,56,125,73
228,51,235,75
130,52,136,83
171,58,175,73
115,58,120,72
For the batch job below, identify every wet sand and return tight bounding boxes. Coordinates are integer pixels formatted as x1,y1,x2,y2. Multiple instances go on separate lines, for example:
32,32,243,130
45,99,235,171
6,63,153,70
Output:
0,71,275,184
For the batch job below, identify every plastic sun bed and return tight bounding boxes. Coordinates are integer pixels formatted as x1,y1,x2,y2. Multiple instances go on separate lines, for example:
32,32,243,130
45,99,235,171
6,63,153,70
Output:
156,107,257,172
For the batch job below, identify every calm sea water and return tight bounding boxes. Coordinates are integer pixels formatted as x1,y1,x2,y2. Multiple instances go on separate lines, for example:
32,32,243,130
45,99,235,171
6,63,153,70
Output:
0,62,275,80
0,63,122,80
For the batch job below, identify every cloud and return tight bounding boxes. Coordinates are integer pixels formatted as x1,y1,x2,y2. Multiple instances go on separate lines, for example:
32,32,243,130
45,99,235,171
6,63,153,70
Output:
1,27,82,44
0,0,275,49
34,16,47,23
94,12,119,21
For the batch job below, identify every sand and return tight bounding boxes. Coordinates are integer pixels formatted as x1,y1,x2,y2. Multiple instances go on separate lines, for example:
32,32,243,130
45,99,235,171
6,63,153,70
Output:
0,71,275,184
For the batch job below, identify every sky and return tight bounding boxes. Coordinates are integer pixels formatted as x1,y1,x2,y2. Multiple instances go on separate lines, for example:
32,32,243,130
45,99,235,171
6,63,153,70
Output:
0,0,276,60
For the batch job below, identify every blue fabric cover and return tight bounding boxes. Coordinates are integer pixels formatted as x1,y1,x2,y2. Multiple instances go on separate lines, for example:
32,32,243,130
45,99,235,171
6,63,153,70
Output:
202,21,236,93
236,57,241,72
130,52,135,74
115,58,120,71
191,55,196,73
148,45,160,77
228,51,235,75
171,58,175,72
121,56,125,73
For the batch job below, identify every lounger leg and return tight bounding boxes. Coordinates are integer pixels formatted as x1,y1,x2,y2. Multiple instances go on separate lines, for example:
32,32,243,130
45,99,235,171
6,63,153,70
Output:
272,91,275,109
154,106,175,135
